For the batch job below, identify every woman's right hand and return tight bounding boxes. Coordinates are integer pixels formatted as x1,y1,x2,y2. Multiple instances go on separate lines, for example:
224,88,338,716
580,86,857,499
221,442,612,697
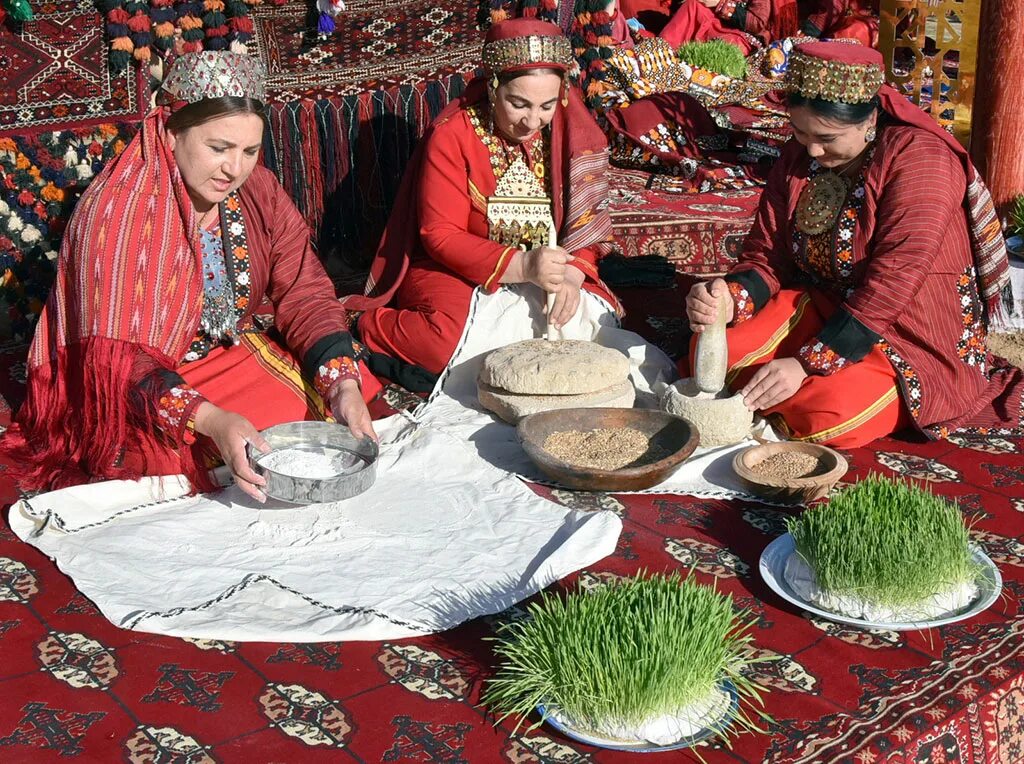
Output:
685,278,734,333
523,246,574,293
193,402,270,503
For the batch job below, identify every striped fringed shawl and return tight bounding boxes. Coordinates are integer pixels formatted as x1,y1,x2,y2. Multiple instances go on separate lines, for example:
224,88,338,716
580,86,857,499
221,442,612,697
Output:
876,84,1009,319
3,108,213,492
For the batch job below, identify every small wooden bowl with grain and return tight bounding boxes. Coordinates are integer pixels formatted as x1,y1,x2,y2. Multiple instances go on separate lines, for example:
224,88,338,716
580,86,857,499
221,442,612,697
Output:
732,442,848,505
517,407,700,492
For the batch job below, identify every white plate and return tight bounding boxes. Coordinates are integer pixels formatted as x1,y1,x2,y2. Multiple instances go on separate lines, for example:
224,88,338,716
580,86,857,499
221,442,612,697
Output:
759,533,1003,631
537,682,738,753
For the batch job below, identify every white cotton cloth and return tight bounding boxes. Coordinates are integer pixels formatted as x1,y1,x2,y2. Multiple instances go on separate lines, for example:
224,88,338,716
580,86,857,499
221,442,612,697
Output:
10,425,620,642
10,284,773,642
408,284,777,501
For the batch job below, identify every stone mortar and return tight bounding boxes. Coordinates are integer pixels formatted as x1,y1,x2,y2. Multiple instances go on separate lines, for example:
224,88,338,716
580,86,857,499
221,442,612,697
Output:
661,292,753,447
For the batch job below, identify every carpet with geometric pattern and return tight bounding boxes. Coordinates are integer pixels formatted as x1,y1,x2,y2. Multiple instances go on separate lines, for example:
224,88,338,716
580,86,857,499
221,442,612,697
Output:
1,284,1023,763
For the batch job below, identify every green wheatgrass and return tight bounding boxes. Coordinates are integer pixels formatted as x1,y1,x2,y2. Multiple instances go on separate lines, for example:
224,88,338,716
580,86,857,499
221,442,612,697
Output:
483,572,769,737
676,40,747,79
787,475,982,607
1009,193,1024,237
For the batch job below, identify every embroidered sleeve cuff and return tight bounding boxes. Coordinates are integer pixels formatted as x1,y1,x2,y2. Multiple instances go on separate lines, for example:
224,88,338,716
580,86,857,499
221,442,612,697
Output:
798,338,850,376
819,305,882,362
483,246,517,293
727,281,755,324
157,385,206,445
725,268,771,313
715,0,738,19
314,356,362,402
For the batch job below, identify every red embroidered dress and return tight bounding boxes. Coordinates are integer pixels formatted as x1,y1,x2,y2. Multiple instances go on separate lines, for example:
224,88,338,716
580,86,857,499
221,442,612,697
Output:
347,19,620,375
3,111,373,492
720,125,1023,443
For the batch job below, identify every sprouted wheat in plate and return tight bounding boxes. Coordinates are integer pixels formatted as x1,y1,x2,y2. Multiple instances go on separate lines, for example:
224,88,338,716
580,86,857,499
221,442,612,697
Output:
784,475,984,622
483,571,771,747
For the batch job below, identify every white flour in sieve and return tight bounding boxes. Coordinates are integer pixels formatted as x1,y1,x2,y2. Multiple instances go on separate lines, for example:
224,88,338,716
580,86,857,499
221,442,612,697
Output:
257,447,355,479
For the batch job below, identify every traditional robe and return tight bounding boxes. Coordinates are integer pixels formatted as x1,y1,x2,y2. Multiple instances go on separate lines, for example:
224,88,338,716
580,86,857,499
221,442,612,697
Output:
3,111,377,492
351,84,619,375
801,0,878,47
705,123,1024,445
660,0,798,53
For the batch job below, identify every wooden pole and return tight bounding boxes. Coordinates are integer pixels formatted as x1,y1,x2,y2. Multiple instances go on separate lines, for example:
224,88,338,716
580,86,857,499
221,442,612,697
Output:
970,0,1024,214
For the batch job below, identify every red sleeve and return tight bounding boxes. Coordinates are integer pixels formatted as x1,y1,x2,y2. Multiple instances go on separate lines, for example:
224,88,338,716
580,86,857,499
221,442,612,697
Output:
263,181,355,362
568,247,601,283
735,0,771,39
724,146,799,311
801,0,843,36
841,134,966,340
417,119,518,292
129,352,206,446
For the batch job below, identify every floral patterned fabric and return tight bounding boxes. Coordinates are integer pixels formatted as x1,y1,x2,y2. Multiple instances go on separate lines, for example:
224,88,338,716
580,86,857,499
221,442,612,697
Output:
0,124,137,343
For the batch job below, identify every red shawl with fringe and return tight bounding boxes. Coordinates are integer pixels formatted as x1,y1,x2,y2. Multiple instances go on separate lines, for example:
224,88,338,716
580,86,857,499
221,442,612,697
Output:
3,110,210,492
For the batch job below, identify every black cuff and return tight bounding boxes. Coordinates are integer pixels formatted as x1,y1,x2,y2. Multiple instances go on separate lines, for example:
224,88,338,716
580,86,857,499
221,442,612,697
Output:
818,307,882,362
725,269,771,312
302,332,360,381
732,1,748,29
800,19,822,37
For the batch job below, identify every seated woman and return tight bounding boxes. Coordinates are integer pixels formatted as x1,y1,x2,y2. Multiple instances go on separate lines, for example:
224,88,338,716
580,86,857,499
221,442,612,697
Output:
800,0,878,47
658,0,799,53
3,51,429,502
345,19,620,375
684,42,1023,447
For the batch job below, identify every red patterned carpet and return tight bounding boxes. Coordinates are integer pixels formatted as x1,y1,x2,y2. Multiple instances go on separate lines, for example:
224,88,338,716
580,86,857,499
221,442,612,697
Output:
1,295,1023,762
252,0,484,269
0,0,144,135
608,167,760,276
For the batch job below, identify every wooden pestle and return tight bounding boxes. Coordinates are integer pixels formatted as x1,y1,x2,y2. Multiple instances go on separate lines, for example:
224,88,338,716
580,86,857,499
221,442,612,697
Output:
694,288,729,394
546,227,558,341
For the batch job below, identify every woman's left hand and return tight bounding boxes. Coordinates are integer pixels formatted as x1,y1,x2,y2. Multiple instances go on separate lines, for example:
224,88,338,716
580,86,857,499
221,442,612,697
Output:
330,378,378,442
740,358,807,412
547,265,585,327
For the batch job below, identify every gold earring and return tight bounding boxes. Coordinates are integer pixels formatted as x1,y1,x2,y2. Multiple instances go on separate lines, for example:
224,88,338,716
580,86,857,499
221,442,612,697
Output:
491,74,499,90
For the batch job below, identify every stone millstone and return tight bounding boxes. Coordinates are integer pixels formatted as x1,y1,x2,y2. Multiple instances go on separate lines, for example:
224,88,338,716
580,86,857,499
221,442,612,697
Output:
480,339,631,396
478,379,636,424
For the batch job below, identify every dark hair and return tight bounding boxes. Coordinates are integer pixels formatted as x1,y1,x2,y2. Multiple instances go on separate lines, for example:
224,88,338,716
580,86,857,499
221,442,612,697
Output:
164,96,267,132
495,66,565,86
787,93,881,125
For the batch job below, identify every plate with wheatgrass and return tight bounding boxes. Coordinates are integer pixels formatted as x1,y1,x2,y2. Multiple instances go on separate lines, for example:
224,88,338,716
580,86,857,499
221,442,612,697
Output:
482,571,772,752
759,475,1002,630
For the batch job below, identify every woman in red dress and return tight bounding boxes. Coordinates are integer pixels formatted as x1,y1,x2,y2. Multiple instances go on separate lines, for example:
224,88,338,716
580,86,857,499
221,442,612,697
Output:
3,52,430,501
685,42,1022,447
346,19,620,375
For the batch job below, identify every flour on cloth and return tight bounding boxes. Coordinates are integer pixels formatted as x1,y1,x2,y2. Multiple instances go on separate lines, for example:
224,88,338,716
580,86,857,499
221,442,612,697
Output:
10,424,621,642
409,284,781,501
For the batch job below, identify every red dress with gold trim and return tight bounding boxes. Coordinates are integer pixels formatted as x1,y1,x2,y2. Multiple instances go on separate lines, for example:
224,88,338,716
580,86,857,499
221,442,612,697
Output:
357,105,617,375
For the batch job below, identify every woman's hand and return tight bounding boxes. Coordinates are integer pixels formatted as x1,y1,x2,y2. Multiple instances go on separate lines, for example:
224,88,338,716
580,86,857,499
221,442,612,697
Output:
523,246,573,293
330,378,378,443
547,265,585,327
740,358,807,412
193,402,269,503
685,278,734,333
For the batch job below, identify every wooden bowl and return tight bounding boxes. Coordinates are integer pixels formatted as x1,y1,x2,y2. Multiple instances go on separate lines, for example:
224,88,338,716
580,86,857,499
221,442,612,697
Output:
517,408,700,491
732,442,848,505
